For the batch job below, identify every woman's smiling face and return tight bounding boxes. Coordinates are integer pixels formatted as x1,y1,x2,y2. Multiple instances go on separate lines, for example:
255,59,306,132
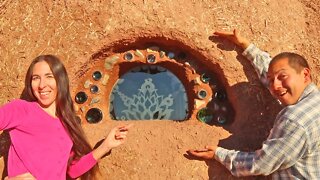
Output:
31,61,58,109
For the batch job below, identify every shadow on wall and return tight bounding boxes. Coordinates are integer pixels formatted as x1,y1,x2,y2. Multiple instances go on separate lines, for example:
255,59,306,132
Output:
183,36,282,180
207,83,276,180
0,131,9,180
184,82,277,180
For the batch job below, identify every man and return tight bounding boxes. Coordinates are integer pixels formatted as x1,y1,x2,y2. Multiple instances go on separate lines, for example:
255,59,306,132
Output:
187,29,320,179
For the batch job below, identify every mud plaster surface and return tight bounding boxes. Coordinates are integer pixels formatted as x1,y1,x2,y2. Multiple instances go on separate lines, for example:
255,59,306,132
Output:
1,0,320,179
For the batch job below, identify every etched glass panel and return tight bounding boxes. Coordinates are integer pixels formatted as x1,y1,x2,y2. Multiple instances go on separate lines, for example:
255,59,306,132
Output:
110,65,188,120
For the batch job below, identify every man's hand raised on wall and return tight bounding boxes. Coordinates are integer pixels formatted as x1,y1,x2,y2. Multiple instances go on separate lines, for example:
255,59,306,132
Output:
213,29,250,50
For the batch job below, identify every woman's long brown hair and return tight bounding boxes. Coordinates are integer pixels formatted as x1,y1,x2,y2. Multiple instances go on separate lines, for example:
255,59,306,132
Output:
22,55,99,179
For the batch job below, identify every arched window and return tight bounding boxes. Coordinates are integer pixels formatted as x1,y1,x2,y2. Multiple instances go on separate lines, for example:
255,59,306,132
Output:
109,65,188,120
74,46,234,126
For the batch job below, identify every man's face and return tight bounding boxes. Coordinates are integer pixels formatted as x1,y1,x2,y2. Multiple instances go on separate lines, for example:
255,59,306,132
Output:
267,58,309,106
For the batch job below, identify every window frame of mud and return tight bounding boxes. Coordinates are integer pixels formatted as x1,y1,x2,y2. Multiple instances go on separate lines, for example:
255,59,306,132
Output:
74,48,234,125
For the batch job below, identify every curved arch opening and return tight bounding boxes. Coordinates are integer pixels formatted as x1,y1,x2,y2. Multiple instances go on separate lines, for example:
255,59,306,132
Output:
110,65,188,120
74,37,235,125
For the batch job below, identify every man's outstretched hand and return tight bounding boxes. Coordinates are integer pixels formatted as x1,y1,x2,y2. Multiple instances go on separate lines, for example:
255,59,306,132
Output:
214,29,250,50
186,145,217,160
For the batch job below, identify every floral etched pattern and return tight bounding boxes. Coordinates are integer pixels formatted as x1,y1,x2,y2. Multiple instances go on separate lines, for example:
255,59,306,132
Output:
110,65,188,120
113,78,174,120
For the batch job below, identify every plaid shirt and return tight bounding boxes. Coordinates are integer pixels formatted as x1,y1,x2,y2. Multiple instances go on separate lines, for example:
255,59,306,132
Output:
214,44,320,179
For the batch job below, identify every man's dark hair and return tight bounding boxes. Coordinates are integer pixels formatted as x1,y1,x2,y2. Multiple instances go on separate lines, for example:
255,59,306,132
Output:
270,52,310,73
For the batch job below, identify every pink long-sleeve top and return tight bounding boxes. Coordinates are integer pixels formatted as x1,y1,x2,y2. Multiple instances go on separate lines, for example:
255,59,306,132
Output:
0,99,97,179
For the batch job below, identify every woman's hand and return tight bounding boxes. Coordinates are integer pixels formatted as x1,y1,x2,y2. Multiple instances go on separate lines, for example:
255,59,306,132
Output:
93,124,133,160
104,124,133,149
4,173,36,180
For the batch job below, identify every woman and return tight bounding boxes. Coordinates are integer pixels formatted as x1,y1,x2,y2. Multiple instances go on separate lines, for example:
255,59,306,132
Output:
0,55,131,179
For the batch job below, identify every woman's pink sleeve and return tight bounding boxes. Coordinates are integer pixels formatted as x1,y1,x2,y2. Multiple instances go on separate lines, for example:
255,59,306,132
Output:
0,100,24,130
67,151,98,178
